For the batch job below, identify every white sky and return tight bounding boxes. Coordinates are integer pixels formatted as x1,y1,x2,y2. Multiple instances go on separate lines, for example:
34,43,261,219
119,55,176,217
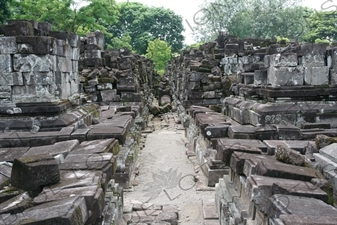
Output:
116,0,335,45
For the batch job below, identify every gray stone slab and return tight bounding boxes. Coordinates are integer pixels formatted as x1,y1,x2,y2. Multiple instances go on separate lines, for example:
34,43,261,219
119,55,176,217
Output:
269,194,337,224
246,175,328,214
23,139,79,158
2,196,88,225
34,186,104,224
48,170,103,190
216,139,264,165
0,37,18,54
59,153,115,182
70,139,120,155
269,53,298,67
319,143,337,164
70,128,90,142
263,140,316,154
0,192,32,214
241,153,323,181
304,66,329,86
0,54,12,73
0,147,29,162
87,127,127,145
268,66,304,87
228,125,258,139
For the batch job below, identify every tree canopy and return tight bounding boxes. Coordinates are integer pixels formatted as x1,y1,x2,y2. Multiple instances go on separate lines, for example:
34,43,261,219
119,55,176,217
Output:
0,0,12,23
108,2,184,54
304,10,337,43
146,39,172,75
8,0,119,35
193,0,307,42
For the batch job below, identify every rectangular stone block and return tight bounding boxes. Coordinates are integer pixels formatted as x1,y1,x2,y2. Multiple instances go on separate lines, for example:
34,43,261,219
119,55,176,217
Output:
0,72,23,86
13,54,56,72
71,139,119,155
269,194,337,224
0,37,18,54
1,21,34,36
23,71,55,85
100,89,119,102
0,54,12,73
121,92,142,102
304,66,329,86
270,53,298,67
254,70,268,85
72,47,80,61
2,196,89,225
268,66,304,87
85,49,101,59
16,36,56,55
56,56,72,72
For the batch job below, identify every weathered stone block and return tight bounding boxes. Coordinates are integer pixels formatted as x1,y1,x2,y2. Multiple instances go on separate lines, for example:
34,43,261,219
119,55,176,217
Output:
85,49,101,59
71,139,120,155
269,194,337,224
2,196,89,225
13,54,56,72
304,66,329,86
121,92,142,102
1,21,34,36
0,37,18,54
100,89,119,102
270,53,298,67
0,72,23,86
11,154,60,191
16,36,56,55
254,70,268,85
0,54,12,73
56,56,72,72
268,66,304,87
0,147,29,162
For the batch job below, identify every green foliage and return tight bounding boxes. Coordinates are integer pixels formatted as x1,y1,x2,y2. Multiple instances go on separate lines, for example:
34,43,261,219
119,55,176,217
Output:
276,36,290,43
315,38,331,44
0,0,12,23
146,39,172,74
193,0,307,42
108,2,184,54
108,32,133,51
9,0,119,36
304,10,337,43
185,42,204,50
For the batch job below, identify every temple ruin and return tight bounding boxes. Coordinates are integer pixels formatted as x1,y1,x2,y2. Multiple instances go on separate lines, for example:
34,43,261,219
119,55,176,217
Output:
0,21,337,225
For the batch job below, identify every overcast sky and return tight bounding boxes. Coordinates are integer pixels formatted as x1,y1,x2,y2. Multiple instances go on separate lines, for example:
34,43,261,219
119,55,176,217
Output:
116,0,335,44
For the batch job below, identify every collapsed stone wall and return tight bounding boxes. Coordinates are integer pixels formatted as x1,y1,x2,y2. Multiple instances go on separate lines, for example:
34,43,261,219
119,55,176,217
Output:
171,33,337,225
0,20,159,225
165,41,228,108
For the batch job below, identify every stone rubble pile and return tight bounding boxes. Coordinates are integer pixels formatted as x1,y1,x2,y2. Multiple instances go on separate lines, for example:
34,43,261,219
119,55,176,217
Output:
168,33,337,225
0,20,159,225
165,42,227,108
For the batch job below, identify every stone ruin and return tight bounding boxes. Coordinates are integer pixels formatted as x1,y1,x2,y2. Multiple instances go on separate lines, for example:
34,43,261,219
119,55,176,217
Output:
1,19,337,225
169,31,337,224
0,20,157,224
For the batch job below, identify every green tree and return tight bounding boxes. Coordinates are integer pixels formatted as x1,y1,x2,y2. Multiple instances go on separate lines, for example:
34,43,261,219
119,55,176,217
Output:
193,0,306,42
304,10,337,43
109,32,133,51
9,0,119,35
0,0,12,23
108,2,184,54
146,39,172,75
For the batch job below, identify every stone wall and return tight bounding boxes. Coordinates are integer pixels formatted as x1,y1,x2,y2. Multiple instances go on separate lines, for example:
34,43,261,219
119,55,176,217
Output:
0,20,81,105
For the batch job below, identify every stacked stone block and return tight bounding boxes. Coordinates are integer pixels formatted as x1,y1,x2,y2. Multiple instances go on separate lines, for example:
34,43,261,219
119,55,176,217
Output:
0,20,80,105
166,42,225,108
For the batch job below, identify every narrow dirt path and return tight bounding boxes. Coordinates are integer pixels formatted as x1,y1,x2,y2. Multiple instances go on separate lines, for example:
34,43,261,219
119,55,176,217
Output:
122,112,218,225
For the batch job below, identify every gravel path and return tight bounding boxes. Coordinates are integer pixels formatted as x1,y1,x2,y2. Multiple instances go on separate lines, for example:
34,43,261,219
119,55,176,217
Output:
123,113,217,225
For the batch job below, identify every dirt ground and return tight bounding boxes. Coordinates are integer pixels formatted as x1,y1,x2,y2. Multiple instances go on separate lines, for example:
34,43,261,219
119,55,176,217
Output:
123,113,217,225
